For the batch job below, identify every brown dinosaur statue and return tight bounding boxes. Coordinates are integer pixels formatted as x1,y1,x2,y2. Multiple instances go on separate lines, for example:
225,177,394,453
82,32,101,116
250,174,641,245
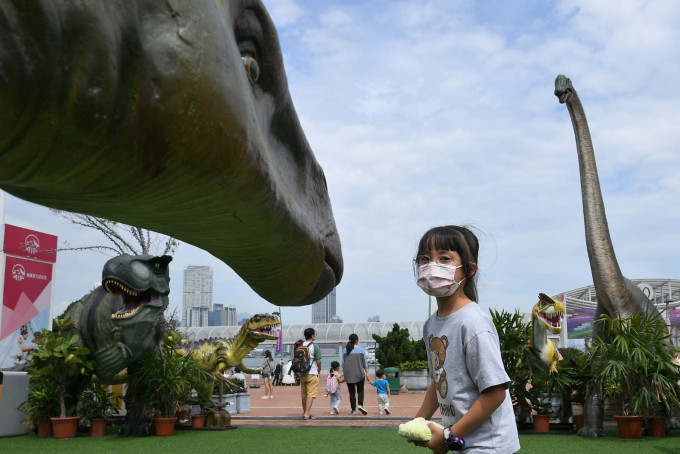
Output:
554,75,658,437
0,0,342,307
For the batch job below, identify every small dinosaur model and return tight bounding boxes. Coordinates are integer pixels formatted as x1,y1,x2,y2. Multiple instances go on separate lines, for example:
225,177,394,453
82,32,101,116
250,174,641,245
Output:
529,293,565,375
62,254,172,382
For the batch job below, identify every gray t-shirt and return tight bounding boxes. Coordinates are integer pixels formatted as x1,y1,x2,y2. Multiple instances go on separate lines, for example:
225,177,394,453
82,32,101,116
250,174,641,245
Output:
424,303,520,454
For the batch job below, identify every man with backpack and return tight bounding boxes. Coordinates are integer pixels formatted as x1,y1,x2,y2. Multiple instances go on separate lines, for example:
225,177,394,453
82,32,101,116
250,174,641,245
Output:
294,327,322,420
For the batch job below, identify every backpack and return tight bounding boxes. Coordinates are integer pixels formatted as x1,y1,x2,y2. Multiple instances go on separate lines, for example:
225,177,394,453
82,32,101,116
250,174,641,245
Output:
325,373,338,394
291,341,313,374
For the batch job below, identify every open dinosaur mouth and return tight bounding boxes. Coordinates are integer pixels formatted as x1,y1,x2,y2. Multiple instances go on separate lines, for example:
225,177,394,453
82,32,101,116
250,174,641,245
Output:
537,310,563,329
104,279,164,319
250,324,280,338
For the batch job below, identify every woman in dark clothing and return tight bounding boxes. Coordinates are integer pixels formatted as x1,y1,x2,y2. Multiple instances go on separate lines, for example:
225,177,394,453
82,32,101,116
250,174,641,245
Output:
342,333,370,415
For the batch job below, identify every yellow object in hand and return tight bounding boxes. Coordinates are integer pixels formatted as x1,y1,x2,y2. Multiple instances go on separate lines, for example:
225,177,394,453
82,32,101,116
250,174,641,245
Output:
398,417,444,441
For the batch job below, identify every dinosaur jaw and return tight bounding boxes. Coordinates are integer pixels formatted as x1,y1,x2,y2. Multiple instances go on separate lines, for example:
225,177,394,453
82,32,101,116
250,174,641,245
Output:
535,309,563,334
104,279,165,319
249,323,281,341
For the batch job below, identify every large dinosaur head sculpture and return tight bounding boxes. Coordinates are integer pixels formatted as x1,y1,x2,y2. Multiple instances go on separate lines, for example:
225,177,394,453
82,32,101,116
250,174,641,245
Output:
0,0,342,306
532,293,565,335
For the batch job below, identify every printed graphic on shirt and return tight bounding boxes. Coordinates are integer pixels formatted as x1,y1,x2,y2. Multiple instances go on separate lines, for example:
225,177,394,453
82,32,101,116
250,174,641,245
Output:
428,334,449,399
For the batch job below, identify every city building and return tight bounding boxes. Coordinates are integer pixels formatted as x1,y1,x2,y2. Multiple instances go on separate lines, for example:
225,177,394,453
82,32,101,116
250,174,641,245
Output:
312,287,336,323
209,303,228,327
182,265,213,327
226,305,238,326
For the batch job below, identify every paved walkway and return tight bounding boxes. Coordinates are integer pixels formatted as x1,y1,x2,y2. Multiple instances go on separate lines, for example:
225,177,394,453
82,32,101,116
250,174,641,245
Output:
230,373,435,428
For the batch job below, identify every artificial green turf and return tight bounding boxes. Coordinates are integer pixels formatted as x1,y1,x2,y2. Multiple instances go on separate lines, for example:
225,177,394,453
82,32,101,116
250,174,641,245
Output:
1,426,679,453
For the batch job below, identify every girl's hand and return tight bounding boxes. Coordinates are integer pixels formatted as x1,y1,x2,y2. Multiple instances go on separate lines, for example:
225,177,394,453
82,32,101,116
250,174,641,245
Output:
426,423,447,454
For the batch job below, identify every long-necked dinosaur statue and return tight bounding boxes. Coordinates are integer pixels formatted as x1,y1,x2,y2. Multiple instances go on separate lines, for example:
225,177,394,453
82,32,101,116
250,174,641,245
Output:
554,75,657,437
0,0,342,307
529,293,565,375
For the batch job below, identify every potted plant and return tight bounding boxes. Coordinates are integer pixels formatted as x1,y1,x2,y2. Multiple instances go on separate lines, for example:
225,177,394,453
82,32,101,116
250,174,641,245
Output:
27,318,93,438
491,309,547,426
399,360,430,393
129,330,209,436
78,380,121,437
18,381,60,437
587,312,680,439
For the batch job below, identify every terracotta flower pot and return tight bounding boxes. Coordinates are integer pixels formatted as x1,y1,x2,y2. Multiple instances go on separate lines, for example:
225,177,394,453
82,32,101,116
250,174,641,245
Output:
153,416,177,436
614,415,643,439
533,414,550,432
573,414,584,430
51,416,80,439
647,416,666,437
89,418,107,437
36,419,53,437
191,413,206,429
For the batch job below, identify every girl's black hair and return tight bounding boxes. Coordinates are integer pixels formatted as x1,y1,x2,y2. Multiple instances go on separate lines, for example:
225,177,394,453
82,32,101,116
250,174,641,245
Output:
416,225,479,302
330,360,340,374
264,349,273,360
344,333,359,357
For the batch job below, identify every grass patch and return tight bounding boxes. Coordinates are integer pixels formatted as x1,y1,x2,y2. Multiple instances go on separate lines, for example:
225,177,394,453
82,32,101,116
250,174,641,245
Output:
2,426,679,453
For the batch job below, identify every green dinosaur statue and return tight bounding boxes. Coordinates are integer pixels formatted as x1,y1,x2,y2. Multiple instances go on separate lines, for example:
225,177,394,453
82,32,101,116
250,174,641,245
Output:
61,253,172,436
0,0,342,308
554,75,659,437
177,314,280,377
62,254,172,382
175,314,280,427
529,293,565,375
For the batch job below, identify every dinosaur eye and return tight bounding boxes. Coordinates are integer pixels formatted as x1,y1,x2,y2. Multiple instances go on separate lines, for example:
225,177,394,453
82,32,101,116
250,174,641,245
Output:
154,262,160,269
242,55,260,84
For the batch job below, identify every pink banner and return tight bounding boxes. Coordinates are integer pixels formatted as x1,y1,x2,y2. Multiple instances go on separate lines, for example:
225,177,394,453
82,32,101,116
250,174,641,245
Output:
1,256,53,341
3,224,58,263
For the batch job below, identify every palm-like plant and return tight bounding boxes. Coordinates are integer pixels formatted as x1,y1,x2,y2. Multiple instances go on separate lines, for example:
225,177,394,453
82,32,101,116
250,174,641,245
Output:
490,309,549,419
27,317,93,418
128,330,211,418
587,312,680,416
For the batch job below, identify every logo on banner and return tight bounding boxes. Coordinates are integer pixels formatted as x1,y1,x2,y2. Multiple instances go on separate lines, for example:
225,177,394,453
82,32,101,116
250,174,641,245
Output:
12,264,26,281
24,234,40,255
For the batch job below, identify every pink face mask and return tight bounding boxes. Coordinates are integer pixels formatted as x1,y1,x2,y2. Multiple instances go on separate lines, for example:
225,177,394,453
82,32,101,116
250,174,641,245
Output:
416,262,464,297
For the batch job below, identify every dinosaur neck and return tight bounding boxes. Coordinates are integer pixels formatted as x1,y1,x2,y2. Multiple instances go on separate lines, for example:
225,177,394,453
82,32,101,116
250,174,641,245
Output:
532,316,547,348
566,93,627,315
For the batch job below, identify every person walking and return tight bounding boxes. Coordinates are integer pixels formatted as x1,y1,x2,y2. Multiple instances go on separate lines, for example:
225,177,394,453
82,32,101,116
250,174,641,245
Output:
324,360,345,414
368,368,391,415
299,328,322,420
273,360,283,385
342,333,370,415
260,349,275,399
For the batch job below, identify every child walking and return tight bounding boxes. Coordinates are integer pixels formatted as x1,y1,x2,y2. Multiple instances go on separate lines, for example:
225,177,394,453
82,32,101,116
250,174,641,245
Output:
410,225,520,453
368,369,391,415
324,361,344,415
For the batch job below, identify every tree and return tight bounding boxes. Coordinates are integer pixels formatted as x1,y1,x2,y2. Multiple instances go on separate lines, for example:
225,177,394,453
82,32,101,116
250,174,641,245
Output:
49,209,179,256
372,323,426,368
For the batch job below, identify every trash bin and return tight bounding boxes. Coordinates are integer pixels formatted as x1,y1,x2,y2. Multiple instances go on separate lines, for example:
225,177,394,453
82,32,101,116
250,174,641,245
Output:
384,367,400,395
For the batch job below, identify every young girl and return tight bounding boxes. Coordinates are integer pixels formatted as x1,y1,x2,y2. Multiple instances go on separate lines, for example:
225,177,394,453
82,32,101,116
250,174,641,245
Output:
260,350,275,399
325,361,344,414
411,225,519,453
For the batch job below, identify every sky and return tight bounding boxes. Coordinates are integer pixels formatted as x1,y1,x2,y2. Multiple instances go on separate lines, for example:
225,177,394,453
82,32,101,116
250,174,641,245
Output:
2,0,679,326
